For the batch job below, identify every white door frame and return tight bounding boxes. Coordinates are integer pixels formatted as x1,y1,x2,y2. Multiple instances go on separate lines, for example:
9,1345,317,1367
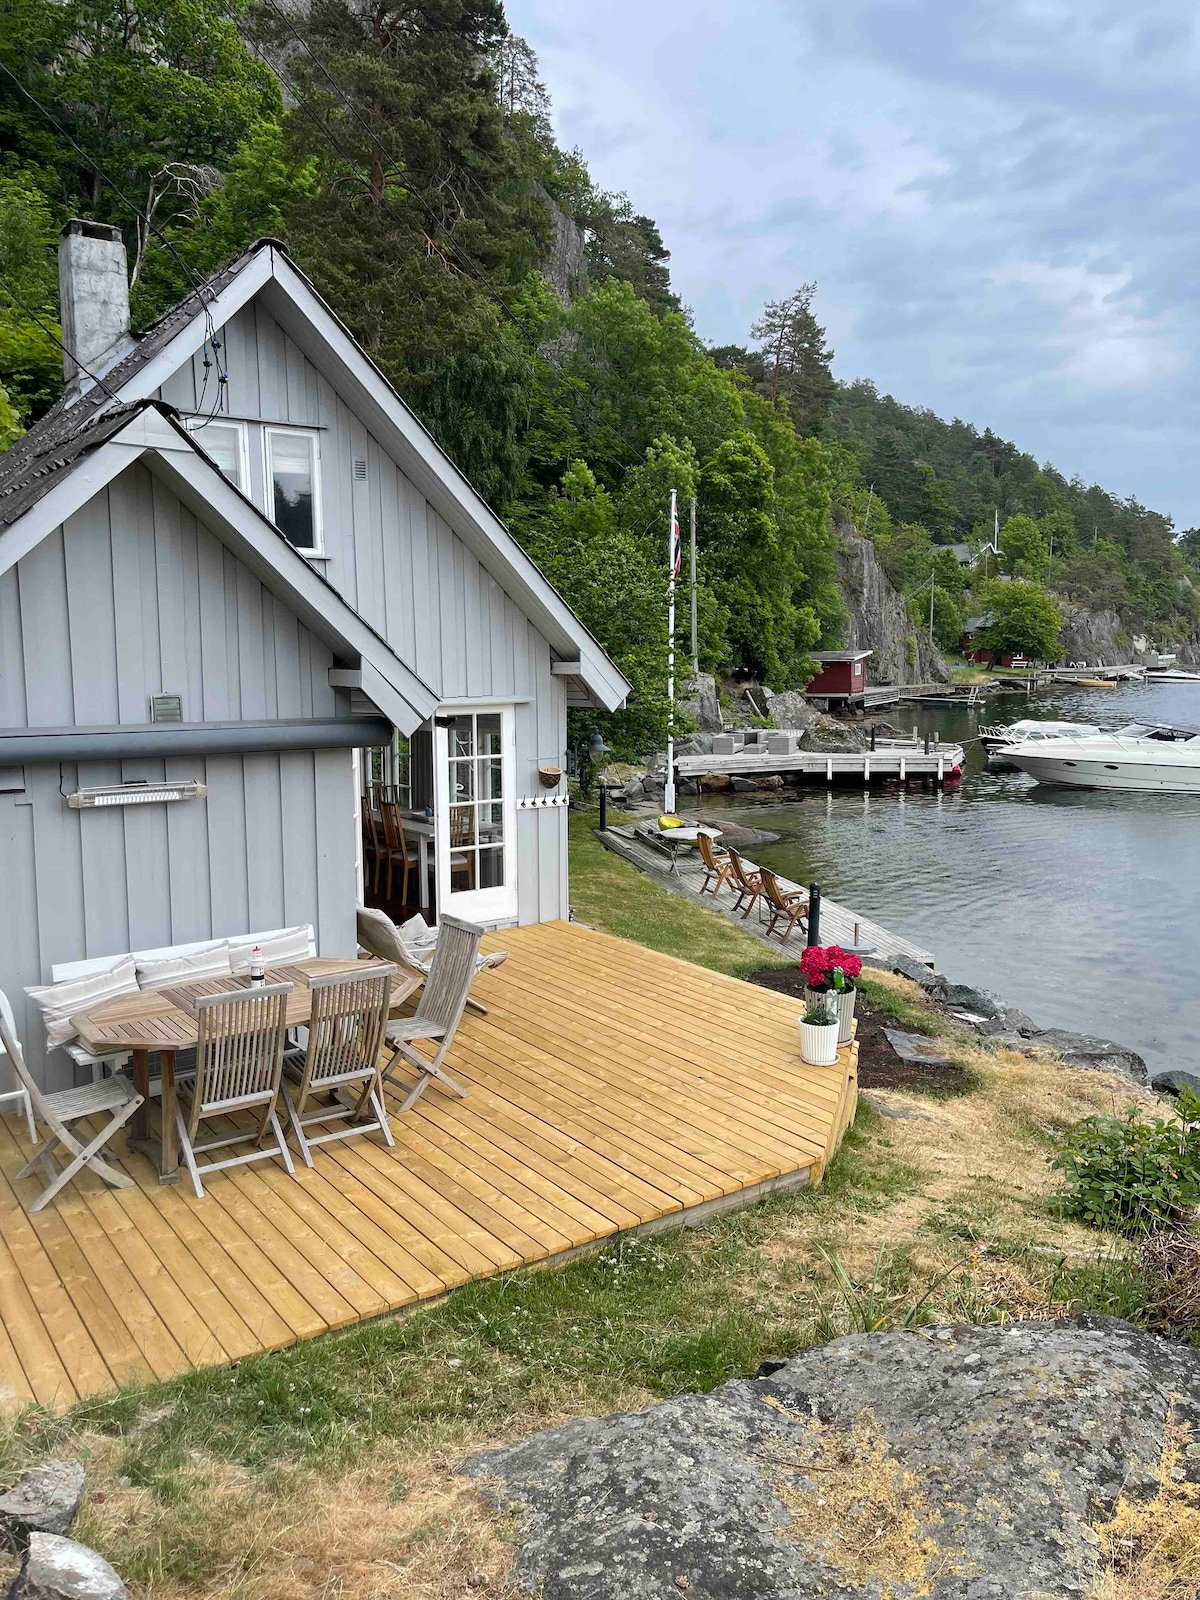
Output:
433,705,518,923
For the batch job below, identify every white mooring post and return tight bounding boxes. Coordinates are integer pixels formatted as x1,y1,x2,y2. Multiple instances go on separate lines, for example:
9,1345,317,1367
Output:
664,488,679,814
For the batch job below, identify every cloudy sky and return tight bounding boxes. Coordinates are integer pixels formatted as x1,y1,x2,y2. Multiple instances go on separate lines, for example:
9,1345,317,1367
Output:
505,0,1200,528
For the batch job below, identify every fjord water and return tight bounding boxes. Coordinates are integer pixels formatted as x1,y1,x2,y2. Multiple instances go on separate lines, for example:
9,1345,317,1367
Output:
702,680,1200,1075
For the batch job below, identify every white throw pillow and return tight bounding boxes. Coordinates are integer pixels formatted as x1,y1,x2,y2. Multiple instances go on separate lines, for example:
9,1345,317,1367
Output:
136,940,233,991
26,955,140,1050
228,925,312,972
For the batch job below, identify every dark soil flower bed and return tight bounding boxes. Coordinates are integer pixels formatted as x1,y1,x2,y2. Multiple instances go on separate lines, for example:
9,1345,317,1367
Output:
748,965,974,1095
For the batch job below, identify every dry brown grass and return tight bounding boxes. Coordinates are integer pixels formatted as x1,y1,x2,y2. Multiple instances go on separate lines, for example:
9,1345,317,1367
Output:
765,1401,963,1598
1092,1404,1200,1600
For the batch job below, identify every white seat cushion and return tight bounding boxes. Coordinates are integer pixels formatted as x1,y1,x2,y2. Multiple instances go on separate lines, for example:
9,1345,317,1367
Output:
228,926,313,972
136,940,232,991
26,956,140,1050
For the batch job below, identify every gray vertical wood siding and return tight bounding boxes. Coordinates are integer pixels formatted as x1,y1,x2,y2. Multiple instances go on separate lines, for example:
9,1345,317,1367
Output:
1,750,355,1092
158,299,571,926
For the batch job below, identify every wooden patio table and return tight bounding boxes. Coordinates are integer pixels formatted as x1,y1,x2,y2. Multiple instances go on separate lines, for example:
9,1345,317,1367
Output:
71,959,421,1185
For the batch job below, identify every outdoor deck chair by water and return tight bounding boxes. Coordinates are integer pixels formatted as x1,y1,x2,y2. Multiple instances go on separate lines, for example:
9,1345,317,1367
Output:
175,983,294,1198
0,993,143,1212
281,965,395,1165
697,831,735,898
725,848,764,919
382,915,483,1113
758,867,809,943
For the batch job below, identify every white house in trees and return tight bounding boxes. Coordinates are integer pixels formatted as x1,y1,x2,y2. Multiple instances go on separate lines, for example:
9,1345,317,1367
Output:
0,221,627,1087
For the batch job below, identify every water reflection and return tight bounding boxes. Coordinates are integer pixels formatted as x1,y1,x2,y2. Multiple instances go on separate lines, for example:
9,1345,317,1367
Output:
697,681,1200,1071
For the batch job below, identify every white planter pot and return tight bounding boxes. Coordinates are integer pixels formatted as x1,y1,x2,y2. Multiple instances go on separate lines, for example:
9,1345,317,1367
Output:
806,985,857,1045
799,1017,841,1066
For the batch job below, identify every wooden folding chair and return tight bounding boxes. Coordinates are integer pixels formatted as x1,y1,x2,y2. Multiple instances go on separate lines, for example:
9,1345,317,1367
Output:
0,989,36,1145
0,996,143,1212
758,868,809,943
175,982,294,1198
382,915,483,1113
697,831,735,897
280,965,395,1165
725,848,763,918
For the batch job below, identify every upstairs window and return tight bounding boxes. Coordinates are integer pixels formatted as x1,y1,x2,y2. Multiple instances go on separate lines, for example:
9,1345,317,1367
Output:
184,418,249,493
265,427,321,552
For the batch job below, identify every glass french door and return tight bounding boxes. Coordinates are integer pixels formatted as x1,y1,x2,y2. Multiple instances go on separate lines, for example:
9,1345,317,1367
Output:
433,707,517,922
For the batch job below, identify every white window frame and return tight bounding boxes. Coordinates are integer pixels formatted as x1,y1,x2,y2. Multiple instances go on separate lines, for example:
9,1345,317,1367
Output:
263,425,323,555
184,416,251,495
433,705,518,924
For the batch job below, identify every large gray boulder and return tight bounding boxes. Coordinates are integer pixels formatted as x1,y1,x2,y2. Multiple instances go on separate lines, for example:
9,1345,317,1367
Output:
676,673,722,734
7,1534,127,1599
465,1316,1200,1599
0,1463,85,1553
1030,1029,1148,1083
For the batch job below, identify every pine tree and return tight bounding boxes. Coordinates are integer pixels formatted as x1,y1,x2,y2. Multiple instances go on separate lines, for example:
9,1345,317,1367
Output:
749,283,835,437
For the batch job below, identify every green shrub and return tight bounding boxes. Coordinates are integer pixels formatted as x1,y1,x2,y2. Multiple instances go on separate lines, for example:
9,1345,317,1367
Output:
1051,1108,1200,1235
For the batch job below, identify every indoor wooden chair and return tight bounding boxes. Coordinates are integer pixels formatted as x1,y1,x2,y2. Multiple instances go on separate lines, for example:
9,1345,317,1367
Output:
0,993,143,1212
175,982,294,1198
280,965,395,1165
363,798,384,894
697,830,735,898
725,848,764,919
382,915,483,1113
758,867,809,943
379,802,420,904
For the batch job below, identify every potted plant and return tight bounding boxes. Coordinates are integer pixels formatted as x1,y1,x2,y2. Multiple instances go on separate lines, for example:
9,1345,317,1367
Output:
799,944,862,1046
798,998,841,1065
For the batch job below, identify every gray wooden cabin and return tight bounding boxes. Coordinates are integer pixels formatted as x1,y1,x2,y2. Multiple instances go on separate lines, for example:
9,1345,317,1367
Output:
0,223,627,1090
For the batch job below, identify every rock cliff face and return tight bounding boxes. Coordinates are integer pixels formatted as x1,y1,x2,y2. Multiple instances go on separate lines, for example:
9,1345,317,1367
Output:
542,201,587,307
1056,603,1129,665
835,530,952,685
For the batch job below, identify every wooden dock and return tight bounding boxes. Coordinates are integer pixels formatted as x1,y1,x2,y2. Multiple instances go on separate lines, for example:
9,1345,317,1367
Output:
602,824,937,969
674,743,965,785
0,921,857,1414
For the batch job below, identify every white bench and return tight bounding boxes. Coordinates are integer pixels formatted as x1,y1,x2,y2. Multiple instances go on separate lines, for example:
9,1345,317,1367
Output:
46,925,316,1081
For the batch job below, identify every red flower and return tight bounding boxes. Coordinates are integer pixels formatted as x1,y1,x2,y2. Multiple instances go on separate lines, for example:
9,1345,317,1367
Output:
799,943,862,987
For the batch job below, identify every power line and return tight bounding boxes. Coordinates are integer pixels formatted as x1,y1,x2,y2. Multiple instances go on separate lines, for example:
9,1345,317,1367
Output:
0,59,229,419
0,271,122,402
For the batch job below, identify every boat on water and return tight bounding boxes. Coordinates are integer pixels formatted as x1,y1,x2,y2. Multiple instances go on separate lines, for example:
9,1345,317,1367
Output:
1146,668,1200,682
1003,723,1200,793
979,719,1102,755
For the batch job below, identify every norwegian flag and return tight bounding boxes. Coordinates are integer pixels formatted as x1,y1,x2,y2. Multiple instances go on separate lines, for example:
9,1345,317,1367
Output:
669,499,682,581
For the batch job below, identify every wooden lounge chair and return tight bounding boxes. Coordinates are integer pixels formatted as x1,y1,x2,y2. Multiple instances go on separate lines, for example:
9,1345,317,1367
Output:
0,993,143,1212
356,904,506,1017
697,830,735,897
280,965,395,1165
175,983,294,1198
382,914,482,1113
725,848,763,918
758,868,809,943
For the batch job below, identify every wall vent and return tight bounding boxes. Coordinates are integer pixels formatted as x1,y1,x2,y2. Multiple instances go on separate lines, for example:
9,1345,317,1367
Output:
150,693,183,723
353,457,368,480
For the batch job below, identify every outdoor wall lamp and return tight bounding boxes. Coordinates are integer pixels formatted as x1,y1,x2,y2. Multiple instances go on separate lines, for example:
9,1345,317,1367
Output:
66,779,208,809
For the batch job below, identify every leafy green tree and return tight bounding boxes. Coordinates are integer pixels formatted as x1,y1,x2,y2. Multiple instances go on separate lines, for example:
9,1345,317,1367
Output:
517,461,667,757
0,174,61,427
998,514,1049,579
0,0,280,319
980,580,1063,662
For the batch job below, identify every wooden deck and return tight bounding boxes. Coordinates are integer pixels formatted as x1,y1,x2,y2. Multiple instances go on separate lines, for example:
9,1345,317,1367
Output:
0,921,857,1413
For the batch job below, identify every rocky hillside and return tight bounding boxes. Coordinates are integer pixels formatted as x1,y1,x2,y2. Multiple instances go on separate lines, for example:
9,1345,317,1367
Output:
836,530,952,685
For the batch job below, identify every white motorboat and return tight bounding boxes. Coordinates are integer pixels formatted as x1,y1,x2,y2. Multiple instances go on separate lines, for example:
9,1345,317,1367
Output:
979,719,1102,755
1146,668,1200,682
1004,723,1200,792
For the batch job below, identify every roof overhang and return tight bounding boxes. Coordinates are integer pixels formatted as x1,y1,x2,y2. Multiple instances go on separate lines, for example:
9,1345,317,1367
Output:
104,243,629,713
0,404,438,736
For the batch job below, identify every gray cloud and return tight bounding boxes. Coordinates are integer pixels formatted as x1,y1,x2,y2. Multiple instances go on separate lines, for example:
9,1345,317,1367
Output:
506,0,1200,523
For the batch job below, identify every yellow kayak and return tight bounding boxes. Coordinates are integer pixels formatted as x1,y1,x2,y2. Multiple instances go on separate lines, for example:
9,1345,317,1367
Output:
1076,678,1119,687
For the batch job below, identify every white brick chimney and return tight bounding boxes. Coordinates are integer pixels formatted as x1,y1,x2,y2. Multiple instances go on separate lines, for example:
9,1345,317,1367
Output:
58,219,131,396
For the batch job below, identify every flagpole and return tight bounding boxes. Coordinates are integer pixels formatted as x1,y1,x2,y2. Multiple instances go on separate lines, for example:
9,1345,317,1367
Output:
665,487,678,814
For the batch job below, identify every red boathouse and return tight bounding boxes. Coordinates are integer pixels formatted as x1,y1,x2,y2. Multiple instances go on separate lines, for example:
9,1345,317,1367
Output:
804,649,872,707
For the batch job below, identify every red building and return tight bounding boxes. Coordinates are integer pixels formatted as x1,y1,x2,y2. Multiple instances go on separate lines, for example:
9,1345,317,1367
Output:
804,650,872,706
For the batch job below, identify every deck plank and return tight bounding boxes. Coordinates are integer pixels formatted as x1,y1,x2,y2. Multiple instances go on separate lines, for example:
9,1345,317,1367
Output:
0,921,856,1413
